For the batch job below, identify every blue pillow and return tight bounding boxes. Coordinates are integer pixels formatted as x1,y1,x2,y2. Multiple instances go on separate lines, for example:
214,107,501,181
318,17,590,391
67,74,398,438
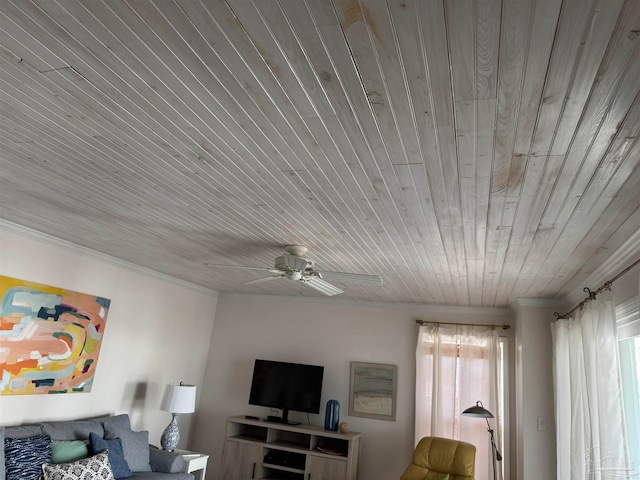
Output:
5,434,52,480
88,432,132,479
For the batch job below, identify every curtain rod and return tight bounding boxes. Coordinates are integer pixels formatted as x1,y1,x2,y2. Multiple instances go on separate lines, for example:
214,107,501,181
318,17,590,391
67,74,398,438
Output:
415,319,511,330
554,257,640,320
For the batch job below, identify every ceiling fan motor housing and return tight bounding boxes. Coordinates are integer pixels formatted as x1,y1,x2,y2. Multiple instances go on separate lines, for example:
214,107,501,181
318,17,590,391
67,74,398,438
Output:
274,255,315,272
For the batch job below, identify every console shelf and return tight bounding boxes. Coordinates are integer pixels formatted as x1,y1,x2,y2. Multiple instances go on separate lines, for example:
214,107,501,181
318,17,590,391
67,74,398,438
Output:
221,416,361,480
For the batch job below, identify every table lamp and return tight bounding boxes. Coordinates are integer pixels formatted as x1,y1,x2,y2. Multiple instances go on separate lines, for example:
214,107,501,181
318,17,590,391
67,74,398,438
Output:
160,382,196,451
462,400,502,480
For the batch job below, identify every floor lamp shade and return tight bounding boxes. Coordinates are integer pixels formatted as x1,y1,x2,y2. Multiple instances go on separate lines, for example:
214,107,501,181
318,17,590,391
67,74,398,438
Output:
160,383,196,451
461,401,494,418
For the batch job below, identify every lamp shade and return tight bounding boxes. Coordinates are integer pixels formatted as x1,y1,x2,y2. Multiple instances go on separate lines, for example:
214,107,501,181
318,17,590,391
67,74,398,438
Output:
462,400,494,418
160,383,196,414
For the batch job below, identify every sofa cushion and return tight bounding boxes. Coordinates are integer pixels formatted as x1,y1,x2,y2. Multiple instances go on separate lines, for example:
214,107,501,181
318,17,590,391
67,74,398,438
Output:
52,439,89,463
104,415,152,472
103,413,132,433
149,446,186,473
89,432,133,479
129,473,194,480
5,424,44,438
41,451,115,480
5,433,52,480
42,417,105,440
0,426,4,475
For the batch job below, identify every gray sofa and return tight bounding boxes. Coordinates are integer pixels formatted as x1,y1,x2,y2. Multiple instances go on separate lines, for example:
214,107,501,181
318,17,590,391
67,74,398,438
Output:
1,414,194,480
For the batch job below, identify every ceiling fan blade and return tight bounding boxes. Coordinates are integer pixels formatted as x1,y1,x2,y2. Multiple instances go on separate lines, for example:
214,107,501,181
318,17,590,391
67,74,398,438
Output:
204,263,280,274
241,274,285,285
316,270,383,285
283,253,311,271
303,276,344,296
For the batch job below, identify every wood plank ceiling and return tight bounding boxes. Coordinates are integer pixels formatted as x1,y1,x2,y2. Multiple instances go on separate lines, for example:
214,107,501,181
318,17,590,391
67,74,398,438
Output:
1,0,639,306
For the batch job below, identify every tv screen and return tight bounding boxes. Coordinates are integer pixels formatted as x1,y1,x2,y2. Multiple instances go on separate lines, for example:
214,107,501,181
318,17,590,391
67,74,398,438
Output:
248,359,324,424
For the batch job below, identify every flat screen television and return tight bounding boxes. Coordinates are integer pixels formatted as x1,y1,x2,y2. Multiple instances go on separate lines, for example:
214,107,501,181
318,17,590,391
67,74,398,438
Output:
248,359,324,424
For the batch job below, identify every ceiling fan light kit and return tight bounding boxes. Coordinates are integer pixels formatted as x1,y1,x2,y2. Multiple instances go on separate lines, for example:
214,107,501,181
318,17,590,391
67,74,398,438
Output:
213,245,382,296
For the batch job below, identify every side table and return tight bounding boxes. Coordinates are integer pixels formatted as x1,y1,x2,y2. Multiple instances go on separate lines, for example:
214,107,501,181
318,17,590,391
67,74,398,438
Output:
175,449,209,480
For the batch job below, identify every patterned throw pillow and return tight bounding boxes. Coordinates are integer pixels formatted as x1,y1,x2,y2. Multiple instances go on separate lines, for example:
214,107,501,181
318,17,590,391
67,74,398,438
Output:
41,451,115,480
5,434,52,480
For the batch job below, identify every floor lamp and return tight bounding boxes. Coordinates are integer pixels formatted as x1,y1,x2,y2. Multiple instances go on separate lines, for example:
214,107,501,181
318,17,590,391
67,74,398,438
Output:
462,400,502,480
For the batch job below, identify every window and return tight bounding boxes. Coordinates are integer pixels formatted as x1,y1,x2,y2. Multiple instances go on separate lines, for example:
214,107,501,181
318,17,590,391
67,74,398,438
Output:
617,295,639,477
619,336,640,477
498,337,509,480
415,325,509,480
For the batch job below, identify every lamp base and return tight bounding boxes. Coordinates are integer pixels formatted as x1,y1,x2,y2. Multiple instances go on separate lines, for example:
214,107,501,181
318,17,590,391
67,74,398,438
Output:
161,413,180,452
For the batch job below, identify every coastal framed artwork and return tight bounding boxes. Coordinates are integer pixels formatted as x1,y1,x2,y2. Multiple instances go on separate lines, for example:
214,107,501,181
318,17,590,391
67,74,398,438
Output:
348,361,397,421
0,275,111,395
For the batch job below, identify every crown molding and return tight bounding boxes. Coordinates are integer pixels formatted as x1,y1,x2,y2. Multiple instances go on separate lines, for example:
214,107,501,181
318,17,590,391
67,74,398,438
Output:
564,228,640,307
511,297,567,308
616,297,640,326
219,292,515,318
0,219,219,296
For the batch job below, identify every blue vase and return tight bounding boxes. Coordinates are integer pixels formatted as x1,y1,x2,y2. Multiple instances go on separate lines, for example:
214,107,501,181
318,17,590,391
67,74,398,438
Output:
324,399,340,431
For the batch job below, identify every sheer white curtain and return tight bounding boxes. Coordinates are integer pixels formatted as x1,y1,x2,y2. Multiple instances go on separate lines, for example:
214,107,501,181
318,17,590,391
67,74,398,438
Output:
552,290,630,480
415,323,501,480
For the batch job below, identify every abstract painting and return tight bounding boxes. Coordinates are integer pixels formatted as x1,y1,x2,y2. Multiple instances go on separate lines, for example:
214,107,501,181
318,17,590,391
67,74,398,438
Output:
0,276,110,395
349,362,397,421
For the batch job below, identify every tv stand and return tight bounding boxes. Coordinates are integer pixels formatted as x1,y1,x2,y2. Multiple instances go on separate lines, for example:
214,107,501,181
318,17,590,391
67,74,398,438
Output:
221,415,361,480
266,415,300,425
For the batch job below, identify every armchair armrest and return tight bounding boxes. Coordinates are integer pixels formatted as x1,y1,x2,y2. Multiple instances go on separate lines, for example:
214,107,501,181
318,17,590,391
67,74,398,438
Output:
149,446,186,473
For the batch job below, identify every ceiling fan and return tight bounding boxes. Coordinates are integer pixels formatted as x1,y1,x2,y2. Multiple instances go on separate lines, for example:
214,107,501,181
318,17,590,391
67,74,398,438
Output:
207,245,383,296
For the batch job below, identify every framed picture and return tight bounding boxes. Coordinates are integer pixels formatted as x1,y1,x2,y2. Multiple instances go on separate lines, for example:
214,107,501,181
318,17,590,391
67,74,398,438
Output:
349,362,397,421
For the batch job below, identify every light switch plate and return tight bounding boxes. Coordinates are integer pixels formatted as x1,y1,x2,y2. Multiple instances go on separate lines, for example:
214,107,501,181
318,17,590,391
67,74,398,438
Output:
537,416,547,431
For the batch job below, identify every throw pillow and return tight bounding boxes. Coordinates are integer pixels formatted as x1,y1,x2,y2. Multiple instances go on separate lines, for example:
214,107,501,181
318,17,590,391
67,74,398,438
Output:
5,434,52,480
120,429,152,472
42,451,115,480
88,432,132,479
52,439,89,463
104,423,152,472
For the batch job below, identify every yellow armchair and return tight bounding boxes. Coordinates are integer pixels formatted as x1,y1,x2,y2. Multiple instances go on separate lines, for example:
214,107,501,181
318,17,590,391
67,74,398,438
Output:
400,436,476,480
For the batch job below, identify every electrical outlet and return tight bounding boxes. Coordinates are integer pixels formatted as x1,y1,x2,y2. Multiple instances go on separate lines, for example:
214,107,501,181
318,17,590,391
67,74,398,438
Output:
537,416,547,431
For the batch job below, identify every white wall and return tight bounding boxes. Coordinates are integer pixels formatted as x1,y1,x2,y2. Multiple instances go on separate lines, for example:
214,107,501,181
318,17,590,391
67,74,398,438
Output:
193,294,514,480
513,299,559,480
0,224,218,448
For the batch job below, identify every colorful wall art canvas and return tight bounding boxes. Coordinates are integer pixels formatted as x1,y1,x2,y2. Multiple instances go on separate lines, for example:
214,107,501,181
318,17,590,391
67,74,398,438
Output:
0,276,110,395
